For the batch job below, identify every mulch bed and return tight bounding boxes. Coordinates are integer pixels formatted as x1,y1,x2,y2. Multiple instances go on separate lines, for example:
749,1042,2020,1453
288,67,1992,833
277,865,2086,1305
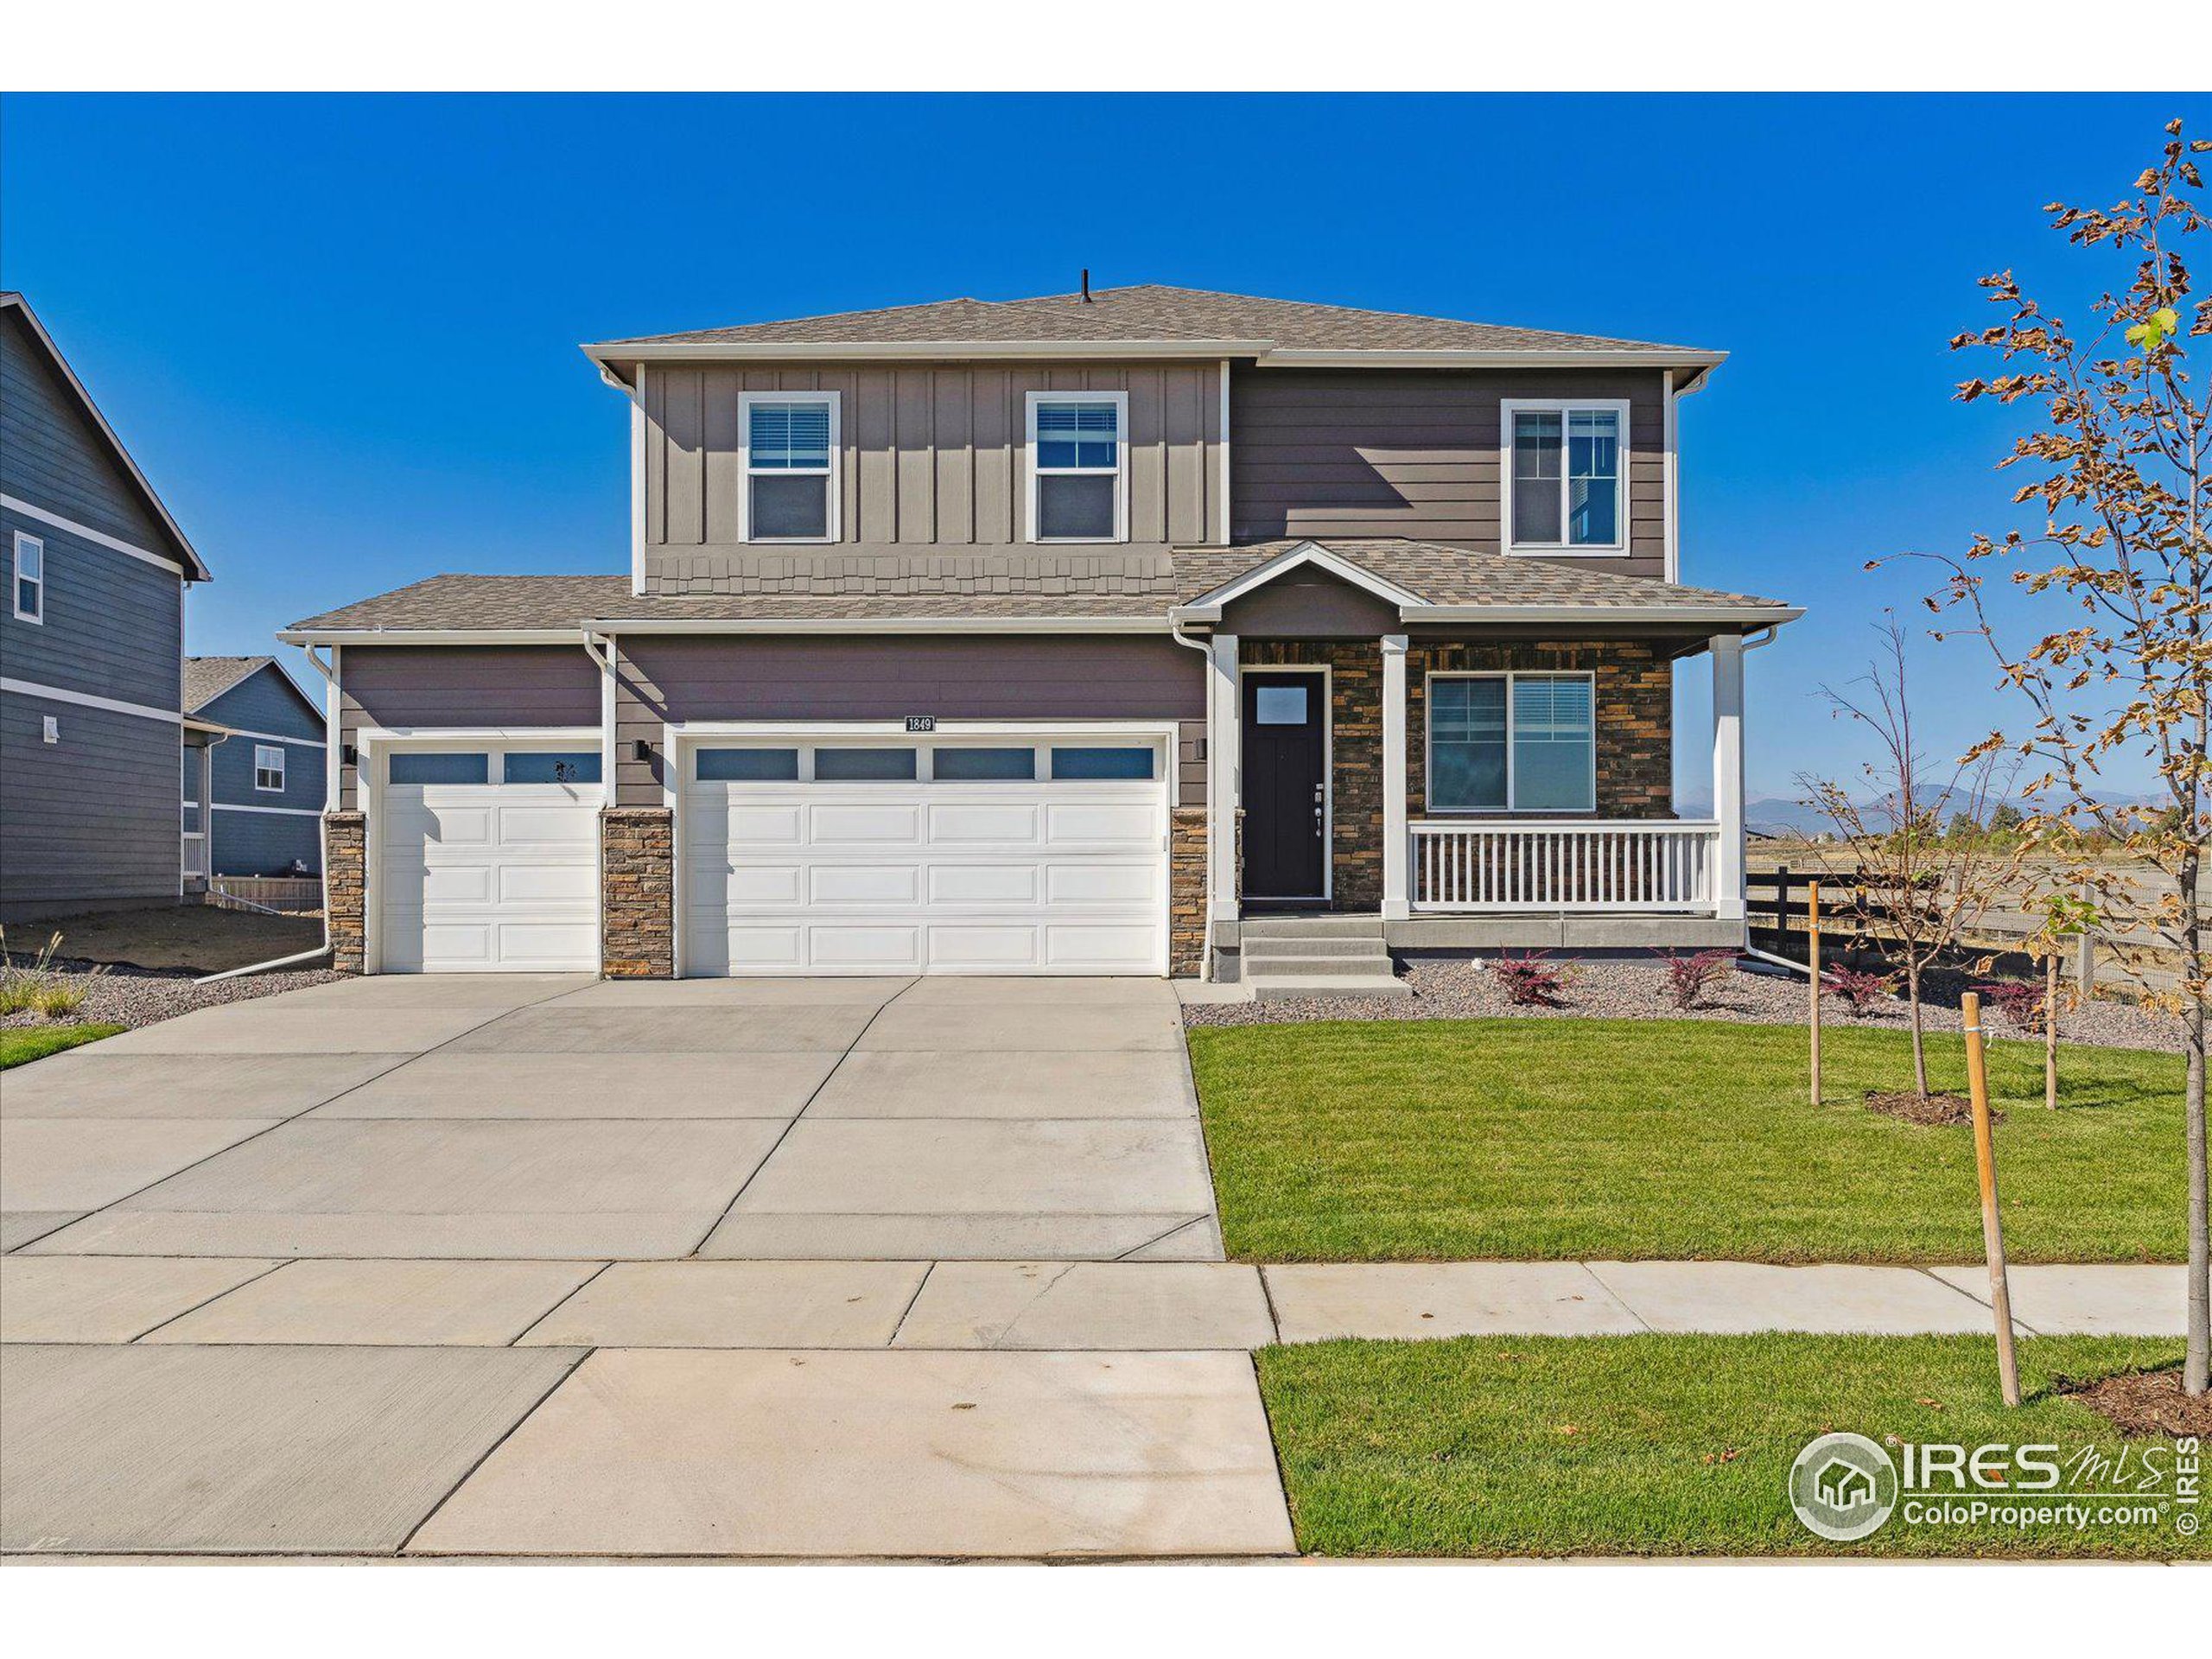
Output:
0,960,345,1033
2064,1368,2212,1438
1864,1090,1988,1127
1185,957,2189,1054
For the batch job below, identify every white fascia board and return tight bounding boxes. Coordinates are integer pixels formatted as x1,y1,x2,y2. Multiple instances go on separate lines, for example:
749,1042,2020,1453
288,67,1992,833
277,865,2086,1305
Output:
355,725,604,744
1178,539,1429,619
1403,603,1803,628
276,628,589,647
668,718,1179,739
181,716,236,738
583,614,1175,635
1258,348,1729,372
584,339,1272,378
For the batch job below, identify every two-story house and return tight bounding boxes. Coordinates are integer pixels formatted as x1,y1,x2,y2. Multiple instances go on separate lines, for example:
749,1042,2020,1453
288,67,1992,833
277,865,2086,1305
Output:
1,292,213,923
181,656,327,880
280,285,1799,986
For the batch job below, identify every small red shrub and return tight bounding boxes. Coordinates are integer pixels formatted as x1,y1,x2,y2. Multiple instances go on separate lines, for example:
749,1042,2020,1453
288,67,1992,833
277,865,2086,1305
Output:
1492,953,1571,1007
1975,978,2049,1035
1666,949,1735,1011
1821,965,1897,1015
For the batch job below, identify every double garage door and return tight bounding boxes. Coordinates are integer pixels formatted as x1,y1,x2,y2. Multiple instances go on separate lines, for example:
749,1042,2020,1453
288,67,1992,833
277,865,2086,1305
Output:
374,734,1169,976
682,737,1169,976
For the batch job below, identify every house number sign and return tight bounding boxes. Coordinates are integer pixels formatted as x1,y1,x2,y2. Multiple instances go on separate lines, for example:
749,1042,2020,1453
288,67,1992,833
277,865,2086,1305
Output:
905,716,937,732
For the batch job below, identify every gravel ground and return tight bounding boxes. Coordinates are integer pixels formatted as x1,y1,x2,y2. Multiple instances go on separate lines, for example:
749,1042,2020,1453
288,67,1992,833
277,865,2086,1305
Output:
1183,957,2190,1053
0,960,345,1033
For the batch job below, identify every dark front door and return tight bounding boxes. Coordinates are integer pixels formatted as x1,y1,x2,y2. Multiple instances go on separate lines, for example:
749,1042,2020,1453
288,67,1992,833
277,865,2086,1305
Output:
1242,672,1326,899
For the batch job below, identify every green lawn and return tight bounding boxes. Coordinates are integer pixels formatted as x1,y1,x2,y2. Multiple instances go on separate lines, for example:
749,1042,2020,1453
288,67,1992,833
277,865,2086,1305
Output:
1187,1020,2186,1262
0,1022,124,1069
1258,1333,2202,1558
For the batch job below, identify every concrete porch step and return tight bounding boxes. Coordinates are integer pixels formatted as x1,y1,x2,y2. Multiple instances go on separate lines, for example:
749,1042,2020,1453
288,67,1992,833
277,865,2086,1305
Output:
1238,913,1385,941
1249,974,1413,1002
1242,952,1395,978
1241,934,1389,961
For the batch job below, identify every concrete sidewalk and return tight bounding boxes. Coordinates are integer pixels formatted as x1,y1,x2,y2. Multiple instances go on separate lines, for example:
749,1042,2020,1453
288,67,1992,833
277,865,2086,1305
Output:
0,1255,2184,1351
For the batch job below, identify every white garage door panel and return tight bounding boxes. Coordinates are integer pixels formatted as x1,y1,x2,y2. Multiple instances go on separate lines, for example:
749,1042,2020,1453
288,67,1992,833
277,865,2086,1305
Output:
683,771,1166,977
379,780,602,974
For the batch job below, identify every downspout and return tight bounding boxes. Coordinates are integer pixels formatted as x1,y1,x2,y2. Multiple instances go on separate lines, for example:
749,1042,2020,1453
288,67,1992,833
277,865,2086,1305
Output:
1170,614,1217,980
198,644,338,982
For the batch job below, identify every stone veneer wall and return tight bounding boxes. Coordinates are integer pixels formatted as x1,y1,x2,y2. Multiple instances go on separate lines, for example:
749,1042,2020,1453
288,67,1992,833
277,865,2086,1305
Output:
1407,640,1673,817
1168,804,1207,976
1240,639,1384,910
601,807,675,977
323,810,365,973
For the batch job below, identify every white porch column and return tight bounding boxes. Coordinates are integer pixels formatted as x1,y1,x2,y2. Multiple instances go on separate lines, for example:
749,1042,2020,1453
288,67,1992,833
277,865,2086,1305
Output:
1709,632,1746,921
1380,633,1410,921
1207,632,1241,926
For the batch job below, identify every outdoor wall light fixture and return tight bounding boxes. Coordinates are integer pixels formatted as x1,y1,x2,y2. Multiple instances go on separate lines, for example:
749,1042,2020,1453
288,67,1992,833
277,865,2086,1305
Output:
633,740,653,762
341,744,358,766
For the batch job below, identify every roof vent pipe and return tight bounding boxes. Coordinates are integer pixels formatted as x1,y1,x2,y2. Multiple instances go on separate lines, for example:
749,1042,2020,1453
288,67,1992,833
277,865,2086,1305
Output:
1080,269,1091,302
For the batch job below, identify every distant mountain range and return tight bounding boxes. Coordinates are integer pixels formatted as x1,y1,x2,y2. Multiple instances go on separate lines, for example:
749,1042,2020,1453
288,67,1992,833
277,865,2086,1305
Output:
1674,789,2172,837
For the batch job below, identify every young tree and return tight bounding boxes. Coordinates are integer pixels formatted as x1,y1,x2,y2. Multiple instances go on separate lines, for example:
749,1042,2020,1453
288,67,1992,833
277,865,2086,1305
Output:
1908,120,2209,1395
1799,618,2022,1096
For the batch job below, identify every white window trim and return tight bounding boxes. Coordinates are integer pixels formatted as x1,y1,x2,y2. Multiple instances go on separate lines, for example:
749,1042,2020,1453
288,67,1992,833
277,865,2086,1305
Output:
1024,390,1129,545
1499,397,1630,557
1423,670,1598,816
738,390,842,545
253,744,286,792
13,531,44,624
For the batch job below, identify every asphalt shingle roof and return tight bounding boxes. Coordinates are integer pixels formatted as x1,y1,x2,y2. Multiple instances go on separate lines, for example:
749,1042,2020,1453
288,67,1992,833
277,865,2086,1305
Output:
286,543,1789,635
182,655,275,712
594,285,1712,358
1173,540,1783,610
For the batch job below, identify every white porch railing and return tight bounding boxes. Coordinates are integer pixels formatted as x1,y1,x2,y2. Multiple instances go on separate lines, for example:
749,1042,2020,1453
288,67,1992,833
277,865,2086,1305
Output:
1409,820,1720,912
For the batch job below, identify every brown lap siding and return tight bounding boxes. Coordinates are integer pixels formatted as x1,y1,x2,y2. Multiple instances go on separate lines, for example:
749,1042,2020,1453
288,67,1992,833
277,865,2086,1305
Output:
1408,640,1673,818
1241,639,1384,910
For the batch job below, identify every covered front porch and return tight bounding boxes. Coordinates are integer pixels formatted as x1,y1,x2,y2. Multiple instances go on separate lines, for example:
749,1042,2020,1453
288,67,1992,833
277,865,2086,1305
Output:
1166,538,1797,982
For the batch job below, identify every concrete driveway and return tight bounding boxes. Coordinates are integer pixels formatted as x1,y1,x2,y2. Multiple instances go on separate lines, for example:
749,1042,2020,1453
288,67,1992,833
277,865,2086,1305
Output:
3,974,1222,1263
0,973,1285,1560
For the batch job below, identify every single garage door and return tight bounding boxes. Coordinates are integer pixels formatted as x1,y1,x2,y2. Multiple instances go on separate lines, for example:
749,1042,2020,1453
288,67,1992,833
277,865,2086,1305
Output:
377,742,604,973
683,736,1168,976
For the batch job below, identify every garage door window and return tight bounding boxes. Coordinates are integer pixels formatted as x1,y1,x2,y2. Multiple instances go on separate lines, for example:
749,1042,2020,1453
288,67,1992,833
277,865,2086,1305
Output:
390,752,489,785
932,747,1036,781
696,747,799,782
1050,746,1155,780
813,747,918,782
503,751,601,784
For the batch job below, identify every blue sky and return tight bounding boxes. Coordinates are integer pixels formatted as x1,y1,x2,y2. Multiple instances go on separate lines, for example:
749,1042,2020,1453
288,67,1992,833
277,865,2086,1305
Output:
2,92,2201,801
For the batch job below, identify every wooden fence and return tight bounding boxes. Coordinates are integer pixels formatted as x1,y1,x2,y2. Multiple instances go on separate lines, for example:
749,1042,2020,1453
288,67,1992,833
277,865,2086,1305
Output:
207,877,322,914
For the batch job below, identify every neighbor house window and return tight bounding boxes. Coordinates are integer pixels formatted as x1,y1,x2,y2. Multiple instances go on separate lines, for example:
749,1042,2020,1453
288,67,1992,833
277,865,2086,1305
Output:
741,393,839,542
253,745,286,792
12,532,43,623
1503,401,1626,551
1427,673,1595,812
1027,393,1126,542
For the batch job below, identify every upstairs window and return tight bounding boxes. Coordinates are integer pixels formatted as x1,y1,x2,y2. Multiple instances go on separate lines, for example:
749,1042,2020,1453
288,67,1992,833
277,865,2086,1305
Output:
1027,393,1126,542
741,393,839,542
1504,400,1626,552
253,745,286,791
1427,673,1595,813
13,531,43,623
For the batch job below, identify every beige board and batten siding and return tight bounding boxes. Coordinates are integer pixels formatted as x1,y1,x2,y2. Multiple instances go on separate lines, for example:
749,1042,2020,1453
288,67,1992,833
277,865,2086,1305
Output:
640,361,1225,587
1230,367,1669,579
335,646,601,808
612,635,1206,808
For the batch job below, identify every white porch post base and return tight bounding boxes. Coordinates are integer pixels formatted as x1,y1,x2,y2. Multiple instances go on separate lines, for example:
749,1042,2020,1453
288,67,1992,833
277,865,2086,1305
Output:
1380,632,1409,921
1710,632,1746,921
1207,632,1241,927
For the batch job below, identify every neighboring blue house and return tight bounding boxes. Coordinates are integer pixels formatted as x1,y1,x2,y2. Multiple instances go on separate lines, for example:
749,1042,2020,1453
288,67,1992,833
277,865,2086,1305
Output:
2,291,214,921
182,656,326,877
